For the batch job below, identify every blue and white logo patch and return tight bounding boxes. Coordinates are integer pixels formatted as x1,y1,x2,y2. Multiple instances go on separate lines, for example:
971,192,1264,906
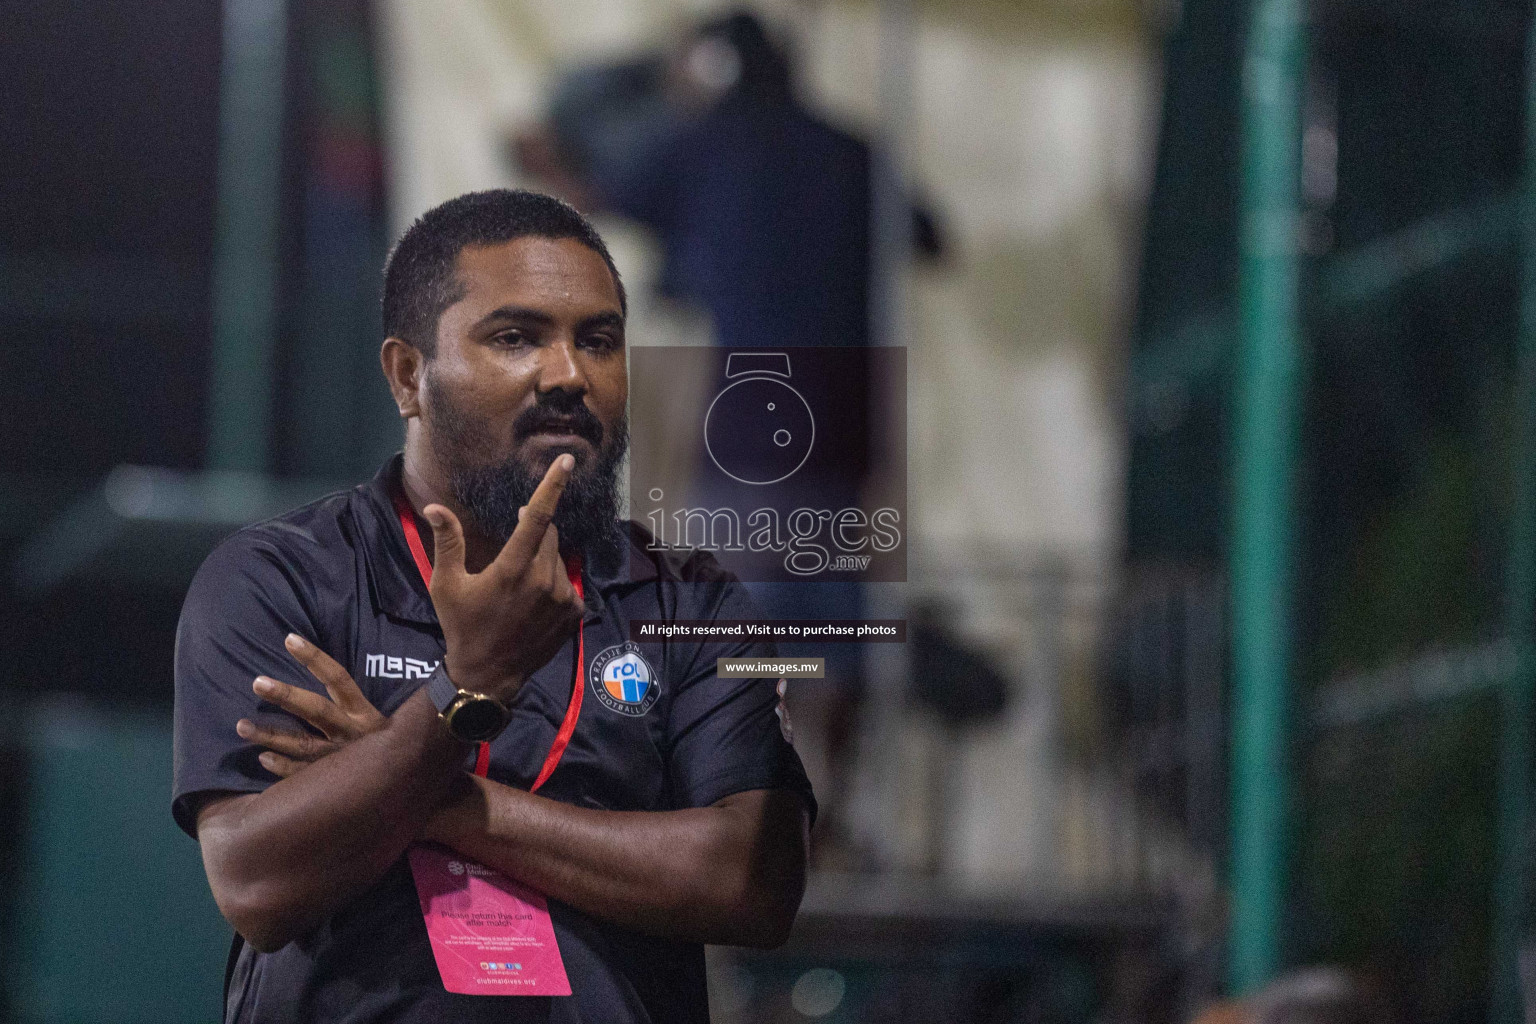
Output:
590,642,660,717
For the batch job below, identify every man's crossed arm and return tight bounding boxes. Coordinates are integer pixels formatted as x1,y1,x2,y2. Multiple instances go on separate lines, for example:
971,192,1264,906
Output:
193,457,808,953
194,638,809,954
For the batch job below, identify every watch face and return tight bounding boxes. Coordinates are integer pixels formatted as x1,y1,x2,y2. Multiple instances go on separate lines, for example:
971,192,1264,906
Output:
704,376,815,485
449,697,508,742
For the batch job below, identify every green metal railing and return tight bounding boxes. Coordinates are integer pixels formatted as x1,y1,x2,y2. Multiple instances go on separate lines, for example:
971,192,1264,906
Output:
1491,8,1536,1019
207,0,287,474
1228,1,1536,1016
1228,0,1306,994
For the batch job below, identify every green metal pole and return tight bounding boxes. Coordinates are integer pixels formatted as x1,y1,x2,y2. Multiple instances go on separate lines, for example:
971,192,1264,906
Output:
1229,0,1306,994
207,0,287,473
1491,8,1536,1020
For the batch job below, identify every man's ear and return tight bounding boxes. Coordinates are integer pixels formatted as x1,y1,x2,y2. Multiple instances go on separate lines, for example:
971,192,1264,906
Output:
381,337,424,418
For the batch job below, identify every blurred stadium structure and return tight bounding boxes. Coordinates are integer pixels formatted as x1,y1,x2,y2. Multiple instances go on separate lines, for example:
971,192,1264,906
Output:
3,0,1536,1021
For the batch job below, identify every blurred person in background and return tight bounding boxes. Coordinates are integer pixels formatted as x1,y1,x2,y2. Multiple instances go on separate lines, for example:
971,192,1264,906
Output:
173,189,815,1022
515,11,941,865
513,9,943,351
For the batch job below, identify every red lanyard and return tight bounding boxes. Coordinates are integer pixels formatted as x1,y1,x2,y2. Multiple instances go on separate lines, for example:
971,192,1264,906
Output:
392,488,584,791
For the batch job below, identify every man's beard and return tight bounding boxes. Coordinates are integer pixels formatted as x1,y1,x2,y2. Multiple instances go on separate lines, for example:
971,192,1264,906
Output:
424,374,628,557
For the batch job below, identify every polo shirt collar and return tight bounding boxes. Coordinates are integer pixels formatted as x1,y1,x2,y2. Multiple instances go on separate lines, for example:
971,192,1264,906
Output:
355,454,439,626
584,521,660,588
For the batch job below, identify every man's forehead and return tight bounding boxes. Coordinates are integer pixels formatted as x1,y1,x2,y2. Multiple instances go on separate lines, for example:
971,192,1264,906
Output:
449,236,623,317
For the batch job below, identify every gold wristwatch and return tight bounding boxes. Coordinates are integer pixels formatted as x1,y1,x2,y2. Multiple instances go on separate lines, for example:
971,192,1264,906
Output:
425,664,510,742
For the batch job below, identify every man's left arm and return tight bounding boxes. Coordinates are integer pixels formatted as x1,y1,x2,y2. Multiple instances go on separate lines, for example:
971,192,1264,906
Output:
424,778,808,948
424,598,814,948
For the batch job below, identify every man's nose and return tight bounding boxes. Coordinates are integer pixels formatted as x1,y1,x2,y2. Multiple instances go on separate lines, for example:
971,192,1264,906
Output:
536,337,587,395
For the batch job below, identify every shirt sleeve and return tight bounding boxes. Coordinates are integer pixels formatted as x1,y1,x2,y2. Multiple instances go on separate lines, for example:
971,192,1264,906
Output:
171,527,334,838
662,576,817,825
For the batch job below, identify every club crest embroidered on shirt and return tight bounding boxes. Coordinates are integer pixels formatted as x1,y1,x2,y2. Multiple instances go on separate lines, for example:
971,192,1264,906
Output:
590,642,660,717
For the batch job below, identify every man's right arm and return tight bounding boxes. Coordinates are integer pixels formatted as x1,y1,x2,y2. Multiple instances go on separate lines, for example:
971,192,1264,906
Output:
194,688,466,952
173,522,477,953
184,456,583,952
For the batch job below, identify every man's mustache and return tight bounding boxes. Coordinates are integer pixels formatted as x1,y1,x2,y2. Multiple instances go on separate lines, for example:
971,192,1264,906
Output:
512,397,605,446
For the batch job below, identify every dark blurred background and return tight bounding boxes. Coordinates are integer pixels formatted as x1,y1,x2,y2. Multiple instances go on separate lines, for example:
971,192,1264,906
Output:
5,0,1536,1021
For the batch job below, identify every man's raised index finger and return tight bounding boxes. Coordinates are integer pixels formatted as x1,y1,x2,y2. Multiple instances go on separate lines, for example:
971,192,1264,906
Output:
501,453,575,565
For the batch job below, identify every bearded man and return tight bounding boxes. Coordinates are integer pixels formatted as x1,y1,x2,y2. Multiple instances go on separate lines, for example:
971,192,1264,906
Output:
172,189,814,1023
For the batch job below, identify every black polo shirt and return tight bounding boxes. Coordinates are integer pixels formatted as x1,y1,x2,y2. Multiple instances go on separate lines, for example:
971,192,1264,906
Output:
172,455,815,1024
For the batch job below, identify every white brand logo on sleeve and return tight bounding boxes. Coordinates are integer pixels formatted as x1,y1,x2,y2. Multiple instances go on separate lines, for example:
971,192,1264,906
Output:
364,654,439,680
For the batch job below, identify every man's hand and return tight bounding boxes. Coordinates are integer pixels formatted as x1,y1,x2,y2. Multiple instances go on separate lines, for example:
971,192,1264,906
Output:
236,633,385,778
423,453,586,703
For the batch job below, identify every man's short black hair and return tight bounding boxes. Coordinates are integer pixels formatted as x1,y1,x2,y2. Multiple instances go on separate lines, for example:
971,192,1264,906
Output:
382,188,626,355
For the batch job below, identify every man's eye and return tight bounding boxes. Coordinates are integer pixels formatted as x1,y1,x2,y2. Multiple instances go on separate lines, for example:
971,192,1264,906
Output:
581,334,622,352
493,331,529,346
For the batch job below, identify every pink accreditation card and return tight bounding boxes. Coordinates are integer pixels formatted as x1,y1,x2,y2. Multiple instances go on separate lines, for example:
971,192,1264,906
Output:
407,844,571,996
